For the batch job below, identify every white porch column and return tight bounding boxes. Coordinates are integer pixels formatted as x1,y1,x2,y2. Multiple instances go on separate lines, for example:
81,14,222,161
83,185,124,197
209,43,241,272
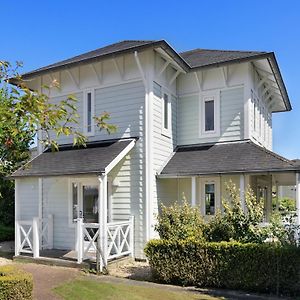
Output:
240,174,245,211
98,174,108,270
32,217,40,258
266,175,273,222
275,182,279,212
296,173,300,226
191,177,196,207
76,218,83,264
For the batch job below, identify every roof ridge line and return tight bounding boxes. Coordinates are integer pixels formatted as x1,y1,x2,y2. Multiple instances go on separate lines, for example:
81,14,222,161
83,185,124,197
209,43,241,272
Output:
180,48,267,55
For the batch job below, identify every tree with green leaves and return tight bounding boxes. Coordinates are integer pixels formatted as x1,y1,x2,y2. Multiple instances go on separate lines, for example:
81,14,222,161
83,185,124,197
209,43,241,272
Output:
0,61,116,225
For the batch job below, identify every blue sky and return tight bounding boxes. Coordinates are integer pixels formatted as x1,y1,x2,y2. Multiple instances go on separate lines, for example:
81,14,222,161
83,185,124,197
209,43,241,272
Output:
1,0,300,158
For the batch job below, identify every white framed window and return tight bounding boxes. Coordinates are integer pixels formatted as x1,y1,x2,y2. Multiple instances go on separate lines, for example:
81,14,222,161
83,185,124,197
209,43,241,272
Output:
199,177,220,216
83,89,95,136
153,82,173,137
200,92,220,137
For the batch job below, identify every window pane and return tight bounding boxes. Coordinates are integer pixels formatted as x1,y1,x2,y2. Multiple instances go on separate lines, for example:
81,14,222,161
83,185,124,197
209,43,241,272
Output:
153,81,162,98
72,183,78,220
205,100,214,131
164,94,168,129
87,92,92,132
205,183,215,215
83,185,98,223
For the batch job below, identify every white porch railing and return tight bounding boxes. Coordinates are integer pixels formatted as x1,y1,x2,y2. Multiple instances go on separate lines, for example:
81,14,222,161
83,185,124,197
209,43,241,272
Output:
76,216,134,271
107,219,134,260
15,215,53,258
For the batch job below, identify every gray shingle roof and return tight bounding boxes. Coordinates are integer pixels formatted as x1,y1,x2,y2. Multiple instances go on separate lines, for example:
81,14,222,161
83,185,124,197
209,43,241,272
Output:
14,39,290,112
180,49,267,69
21,40,159,78
160,141,298,176
11,139,135,177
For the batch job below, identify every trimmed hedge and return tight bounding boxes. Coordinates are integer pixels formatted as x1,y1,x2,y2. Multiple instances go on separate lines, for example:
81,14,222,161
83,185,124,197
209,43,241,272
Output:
0,265,33,299
145,240,300,296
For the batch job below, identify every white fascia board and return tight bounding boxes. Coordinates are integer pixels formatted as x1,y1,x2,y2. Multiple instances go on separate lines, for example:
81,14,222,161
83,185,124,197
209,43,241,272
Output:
104,139,136,174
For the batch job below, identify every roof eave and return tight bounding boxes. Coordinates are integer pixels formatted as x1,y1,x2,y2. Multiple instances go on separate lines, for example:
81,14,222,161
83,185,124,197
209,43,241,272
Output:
158,168,300,178
188,52,291,112
16,40,189,81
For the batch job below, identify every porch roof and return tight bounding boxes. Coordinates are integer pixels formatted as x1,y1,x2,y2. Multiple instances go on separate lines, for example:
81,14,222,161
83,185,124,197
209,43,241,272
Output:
159,140,300,177
11,138,136,178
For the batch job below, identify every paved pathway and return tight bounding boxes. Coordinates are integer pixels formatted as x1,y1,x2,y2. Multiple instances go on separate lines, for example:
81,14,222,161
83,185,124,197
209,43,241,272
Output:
19,263,80,300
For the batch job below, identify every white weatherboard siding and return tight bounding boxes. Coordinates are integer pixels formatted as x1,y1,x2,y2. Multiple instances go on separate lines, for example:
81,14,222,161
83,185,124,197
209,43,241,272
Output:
177,87,244,145
17,178,39,221
109,142,146,258
49,81,145,145
42,177,75,250
151,53,178,238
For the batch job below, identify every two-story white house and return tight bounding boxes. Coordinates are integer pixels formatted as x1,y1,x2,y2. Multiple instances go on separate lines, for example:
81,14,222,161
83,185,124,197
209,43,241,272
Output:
11,40,300,267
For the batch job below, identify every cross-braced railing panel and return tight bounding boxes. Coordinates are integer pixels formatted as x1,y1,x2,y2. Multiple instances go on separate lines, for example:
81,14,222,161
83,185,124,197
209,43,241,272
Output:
15,215,53,258
107,219,133,260
17,221,34,254
77,217,134,271
82,223,101,260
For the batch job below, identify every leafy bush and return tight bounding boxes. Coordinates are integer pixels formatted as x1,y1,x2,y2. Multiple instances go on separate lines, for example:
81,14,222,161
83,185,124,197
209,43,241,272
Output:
145,239,300,296
0,224,14,242
215,181,265,243
155,200,205,241
0,265,33,299
0,178,14,226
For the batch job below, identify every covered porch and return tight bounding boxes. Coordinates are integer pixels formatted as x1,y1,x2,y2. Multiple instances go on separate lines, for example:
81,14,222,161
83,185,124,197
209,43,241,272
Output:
13,138,137,270
158,140,300,224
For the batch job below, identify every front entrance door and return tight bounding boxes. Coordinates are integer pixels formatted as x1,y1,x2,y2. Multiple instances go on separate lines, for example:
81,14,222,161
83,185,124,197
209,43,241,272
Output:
81,184,99,223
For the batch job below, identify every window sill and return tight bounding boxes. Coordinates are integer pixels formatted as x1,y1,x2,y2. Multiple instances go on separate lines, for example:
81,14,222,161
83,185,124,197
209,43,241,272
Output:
161,131,171,139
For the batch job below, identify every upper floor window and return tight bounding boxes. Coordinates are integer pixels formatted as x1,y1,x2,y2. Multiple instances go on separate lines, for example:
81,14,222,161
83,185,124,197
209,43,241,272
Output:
84,90,95,136
204,99,214,131
153,82,172,137
163,94,169,130
153,81,162,98
200,93,220,137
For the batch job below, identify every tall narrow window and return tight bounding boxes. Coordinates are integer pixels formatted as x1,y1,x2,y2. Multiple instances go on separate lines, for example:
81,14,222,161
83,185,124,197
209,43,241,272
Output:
87,92,92,133
205,183,215,215
163,93,169,130
204,100,214,131
201,93,219,137
84,90,94,135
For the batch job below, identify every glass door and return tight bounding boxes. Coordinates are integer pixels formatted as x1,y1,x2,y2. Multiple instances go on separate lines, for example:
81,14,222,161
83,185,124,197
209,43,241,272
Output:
82,185,98,223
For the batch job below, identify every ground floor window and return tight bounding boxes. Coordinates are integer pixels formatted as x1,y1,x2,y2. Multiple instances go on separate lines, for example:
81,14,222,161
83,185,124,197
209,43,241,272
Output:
199,177,220,216
205,183,215,215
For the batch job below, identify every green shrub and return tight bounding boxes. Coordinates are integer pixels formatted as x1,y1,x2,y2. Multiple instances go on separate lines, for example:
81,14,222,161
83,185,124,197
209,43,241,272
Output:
145,240,300,296
0,265,33,299
155,200,205,241
0,224,14,242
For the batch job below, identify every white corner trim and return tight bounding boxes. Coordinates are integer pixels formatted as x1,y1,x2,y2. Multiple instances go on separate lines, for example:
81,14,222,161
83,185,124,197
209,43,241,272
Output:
38,178,43,220
104,139,136,174
191,176,196,206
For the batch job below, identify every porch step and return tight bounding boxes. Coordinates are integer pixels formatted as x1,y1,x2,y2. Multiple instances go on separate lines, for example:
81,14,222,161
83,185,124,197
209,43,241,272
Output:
13,255,90,269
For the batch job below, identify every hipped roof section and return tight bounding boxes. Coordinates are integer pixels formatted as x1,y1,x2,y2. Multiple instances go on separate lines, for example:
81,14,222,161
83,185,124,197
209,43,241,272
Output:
10,39,291,112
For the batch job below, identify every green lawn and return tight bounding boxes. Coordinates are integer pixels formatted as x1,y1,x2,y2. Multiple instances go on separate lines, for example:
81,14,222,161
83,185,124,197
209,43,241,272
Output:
54,279,224,300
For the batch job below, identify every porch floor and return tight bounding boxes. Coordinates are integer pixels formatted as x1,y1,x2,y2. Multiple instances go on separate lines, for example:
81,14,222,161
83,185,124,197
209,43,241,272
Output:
14,249,92,269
